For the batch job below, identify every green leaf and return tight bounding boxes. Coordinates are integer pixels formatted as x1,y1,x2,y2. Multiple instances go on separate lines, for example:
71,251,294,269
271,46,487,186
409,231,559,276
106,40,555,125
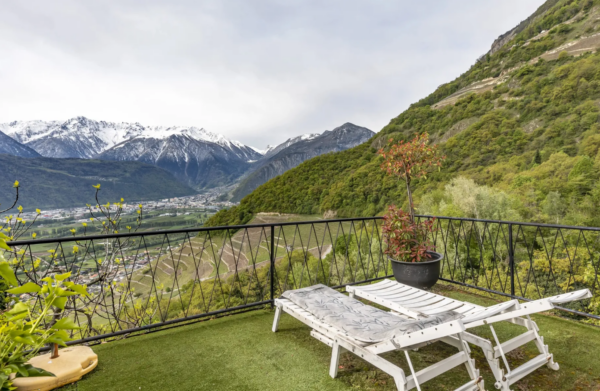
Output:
13,364,55,378
11,335,36,345
25,364,55,378
0,373,9,388
54,272,71,281
6,282,41,295
65,284,89,297
0,239,11,251
51,329,70,340
52,317,80,330
15,364,29,377
51,297,67,310
0,262,18,286
7,302,28,315
45,336,68,347
55,288,78,297
7,312,28,322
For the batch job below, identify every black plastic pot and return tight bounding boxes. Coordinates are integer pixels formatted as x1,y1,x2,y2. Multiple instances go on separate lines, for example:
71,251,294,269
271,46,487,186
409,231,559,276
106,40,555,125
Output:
389,251,443,290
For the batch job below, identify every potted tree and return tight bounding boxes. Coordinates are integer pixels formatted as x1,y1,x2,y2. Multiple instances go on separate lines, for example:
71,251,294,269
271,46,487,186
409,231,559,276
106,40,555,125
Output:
378,133,445,289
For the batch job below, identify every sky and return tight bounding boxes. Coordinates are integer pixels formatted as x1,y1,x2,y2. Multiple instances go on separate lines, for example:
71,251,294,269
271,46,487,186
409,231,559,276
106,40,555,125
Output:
0,0,546,149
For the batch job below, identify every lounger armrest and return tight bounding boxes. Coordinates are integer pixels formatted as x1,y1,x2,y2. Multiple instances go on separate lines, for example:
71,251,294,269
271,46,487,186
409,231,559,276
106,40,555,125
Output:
465,299,555,328
461,299,519,324
393,319,466,349
546,289,592,304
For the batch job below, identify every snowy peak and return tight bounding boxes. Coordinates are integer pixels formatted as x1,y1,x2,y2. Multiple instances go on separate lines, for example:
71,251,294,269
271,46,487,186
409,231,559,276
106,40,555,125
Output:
0,117,258,160
261,133,321,159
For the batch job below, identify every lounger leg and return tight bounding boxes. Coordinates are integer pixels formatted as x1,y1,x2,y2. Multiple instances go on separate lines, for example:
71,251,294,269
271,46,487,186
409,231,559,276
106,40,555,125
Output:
524,316,559,371
329,342,346,378
272,304,282,332
333,338,407,390
483,353,504,389
457,334,484,391
403,351,422,391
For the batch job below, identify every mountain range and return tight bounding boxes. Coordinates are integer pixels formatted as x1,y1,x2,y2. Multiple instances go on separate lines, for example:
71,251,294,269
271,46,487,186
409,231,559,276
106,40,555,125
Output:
0,117,373,201
230,123,374,201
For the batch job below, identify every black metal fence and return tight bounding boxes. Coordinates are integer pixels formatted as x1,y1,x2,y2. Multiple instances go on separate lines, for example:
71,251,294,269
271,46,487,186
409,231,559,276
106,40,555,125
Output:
4,215,599,344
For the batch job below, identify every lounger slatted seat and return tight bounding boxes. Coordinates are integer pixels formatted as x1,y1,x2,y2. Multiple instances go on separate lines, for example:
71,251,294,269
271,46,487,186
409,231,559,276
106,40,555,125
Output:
272,284,485,391
347,279,593,391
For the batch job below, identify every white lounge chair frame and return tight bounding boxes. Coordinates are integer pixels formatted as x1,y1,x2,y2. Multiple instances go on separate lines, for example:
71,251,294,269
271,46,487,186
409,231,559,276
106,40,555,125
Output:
272,297,485,391
347,279,592,391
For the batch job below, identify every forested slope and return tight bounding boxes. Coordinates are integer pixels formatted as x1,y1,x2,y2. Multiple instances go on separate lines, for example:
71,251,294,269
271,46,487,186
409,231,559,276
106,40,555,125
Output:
0,155,195,210
209,0,600,228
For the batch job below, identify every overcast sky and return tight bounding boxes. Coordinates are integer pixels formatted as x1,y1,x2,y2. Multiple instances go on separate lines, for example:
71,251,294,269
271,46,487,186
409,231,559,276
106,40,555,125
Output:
0,0,545,148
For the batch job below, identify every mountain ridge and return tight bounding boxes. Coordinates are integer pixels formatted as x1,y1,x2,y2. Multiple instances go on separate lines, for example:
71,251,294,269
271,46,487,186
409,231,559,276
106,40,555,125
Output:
230,123,374,201
0,116,259,160
0,130,41,158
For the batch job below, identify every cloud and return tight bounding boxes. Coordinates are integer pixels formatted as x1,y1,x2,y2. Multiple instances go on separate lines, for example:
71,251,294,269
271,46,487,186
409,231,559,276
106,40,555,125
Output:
0,0,545,147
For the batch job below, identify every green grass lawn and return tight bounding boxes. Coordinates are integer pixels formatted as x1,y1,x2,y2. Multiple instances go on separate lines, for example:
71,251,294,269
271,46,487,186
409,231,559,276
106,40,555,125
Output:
56,286,600,391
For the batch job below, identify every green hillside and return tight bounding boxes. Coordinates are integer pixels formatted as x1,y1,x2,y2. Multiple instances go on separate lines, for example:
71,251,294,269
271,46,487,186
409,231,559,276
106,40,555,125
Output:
209,0,600,228
0,155,196,210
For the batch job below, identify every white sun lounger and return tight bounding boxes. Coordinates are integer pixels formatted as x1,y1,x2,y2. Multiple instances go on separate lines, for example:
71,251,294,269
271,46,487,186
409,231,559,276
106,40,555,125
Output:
346,279,593,391
272,284,485,391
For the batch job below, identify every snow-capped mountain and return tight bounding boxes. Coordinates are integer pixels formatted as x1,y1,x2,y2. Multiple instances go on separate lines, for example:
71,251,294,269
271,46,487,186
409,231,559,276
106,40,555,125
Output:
260,133,321,159
1,117,372,193
0,117,263,189
1,117,145,158
230,123,374,201
0,117,260,162
98,131,261,189
0,130,41,158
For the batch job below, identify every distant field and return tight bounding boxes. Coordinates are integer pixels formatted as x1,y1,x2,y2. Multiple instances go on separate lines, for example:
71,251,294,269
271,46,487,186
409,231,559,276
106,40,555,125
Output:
123,213,380,304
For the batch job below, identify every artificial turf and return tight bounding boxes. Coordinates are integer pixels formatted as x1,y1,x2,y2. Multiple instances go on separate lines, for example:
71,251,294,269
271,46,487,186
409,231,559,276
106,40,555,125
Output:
57,285,600,391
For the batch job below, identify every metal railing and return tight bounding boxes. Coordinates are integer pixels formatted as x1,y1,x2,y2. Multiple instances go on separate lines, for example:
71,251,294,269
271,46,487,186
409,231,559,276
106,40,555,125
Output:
3,215,599,345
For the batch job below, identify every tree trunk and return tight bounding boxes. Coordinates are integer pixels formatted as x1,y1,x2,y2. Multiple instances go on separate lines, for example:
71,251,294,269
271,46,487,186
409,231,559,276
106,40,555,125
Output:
405,179,415,223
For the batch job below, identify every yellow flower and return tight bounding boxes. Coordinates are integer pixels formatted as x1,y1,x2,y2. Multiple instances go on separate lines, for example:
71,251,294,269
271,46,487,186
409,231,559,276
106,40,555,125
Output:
32,233,37,239
36,209,41,214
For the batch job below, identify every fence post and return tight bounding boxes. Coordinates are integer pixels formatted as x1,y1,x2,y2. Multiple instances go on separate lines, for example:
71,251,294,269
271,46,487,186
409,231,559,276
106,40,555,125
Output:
508,223,515,298
270,225,275,308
